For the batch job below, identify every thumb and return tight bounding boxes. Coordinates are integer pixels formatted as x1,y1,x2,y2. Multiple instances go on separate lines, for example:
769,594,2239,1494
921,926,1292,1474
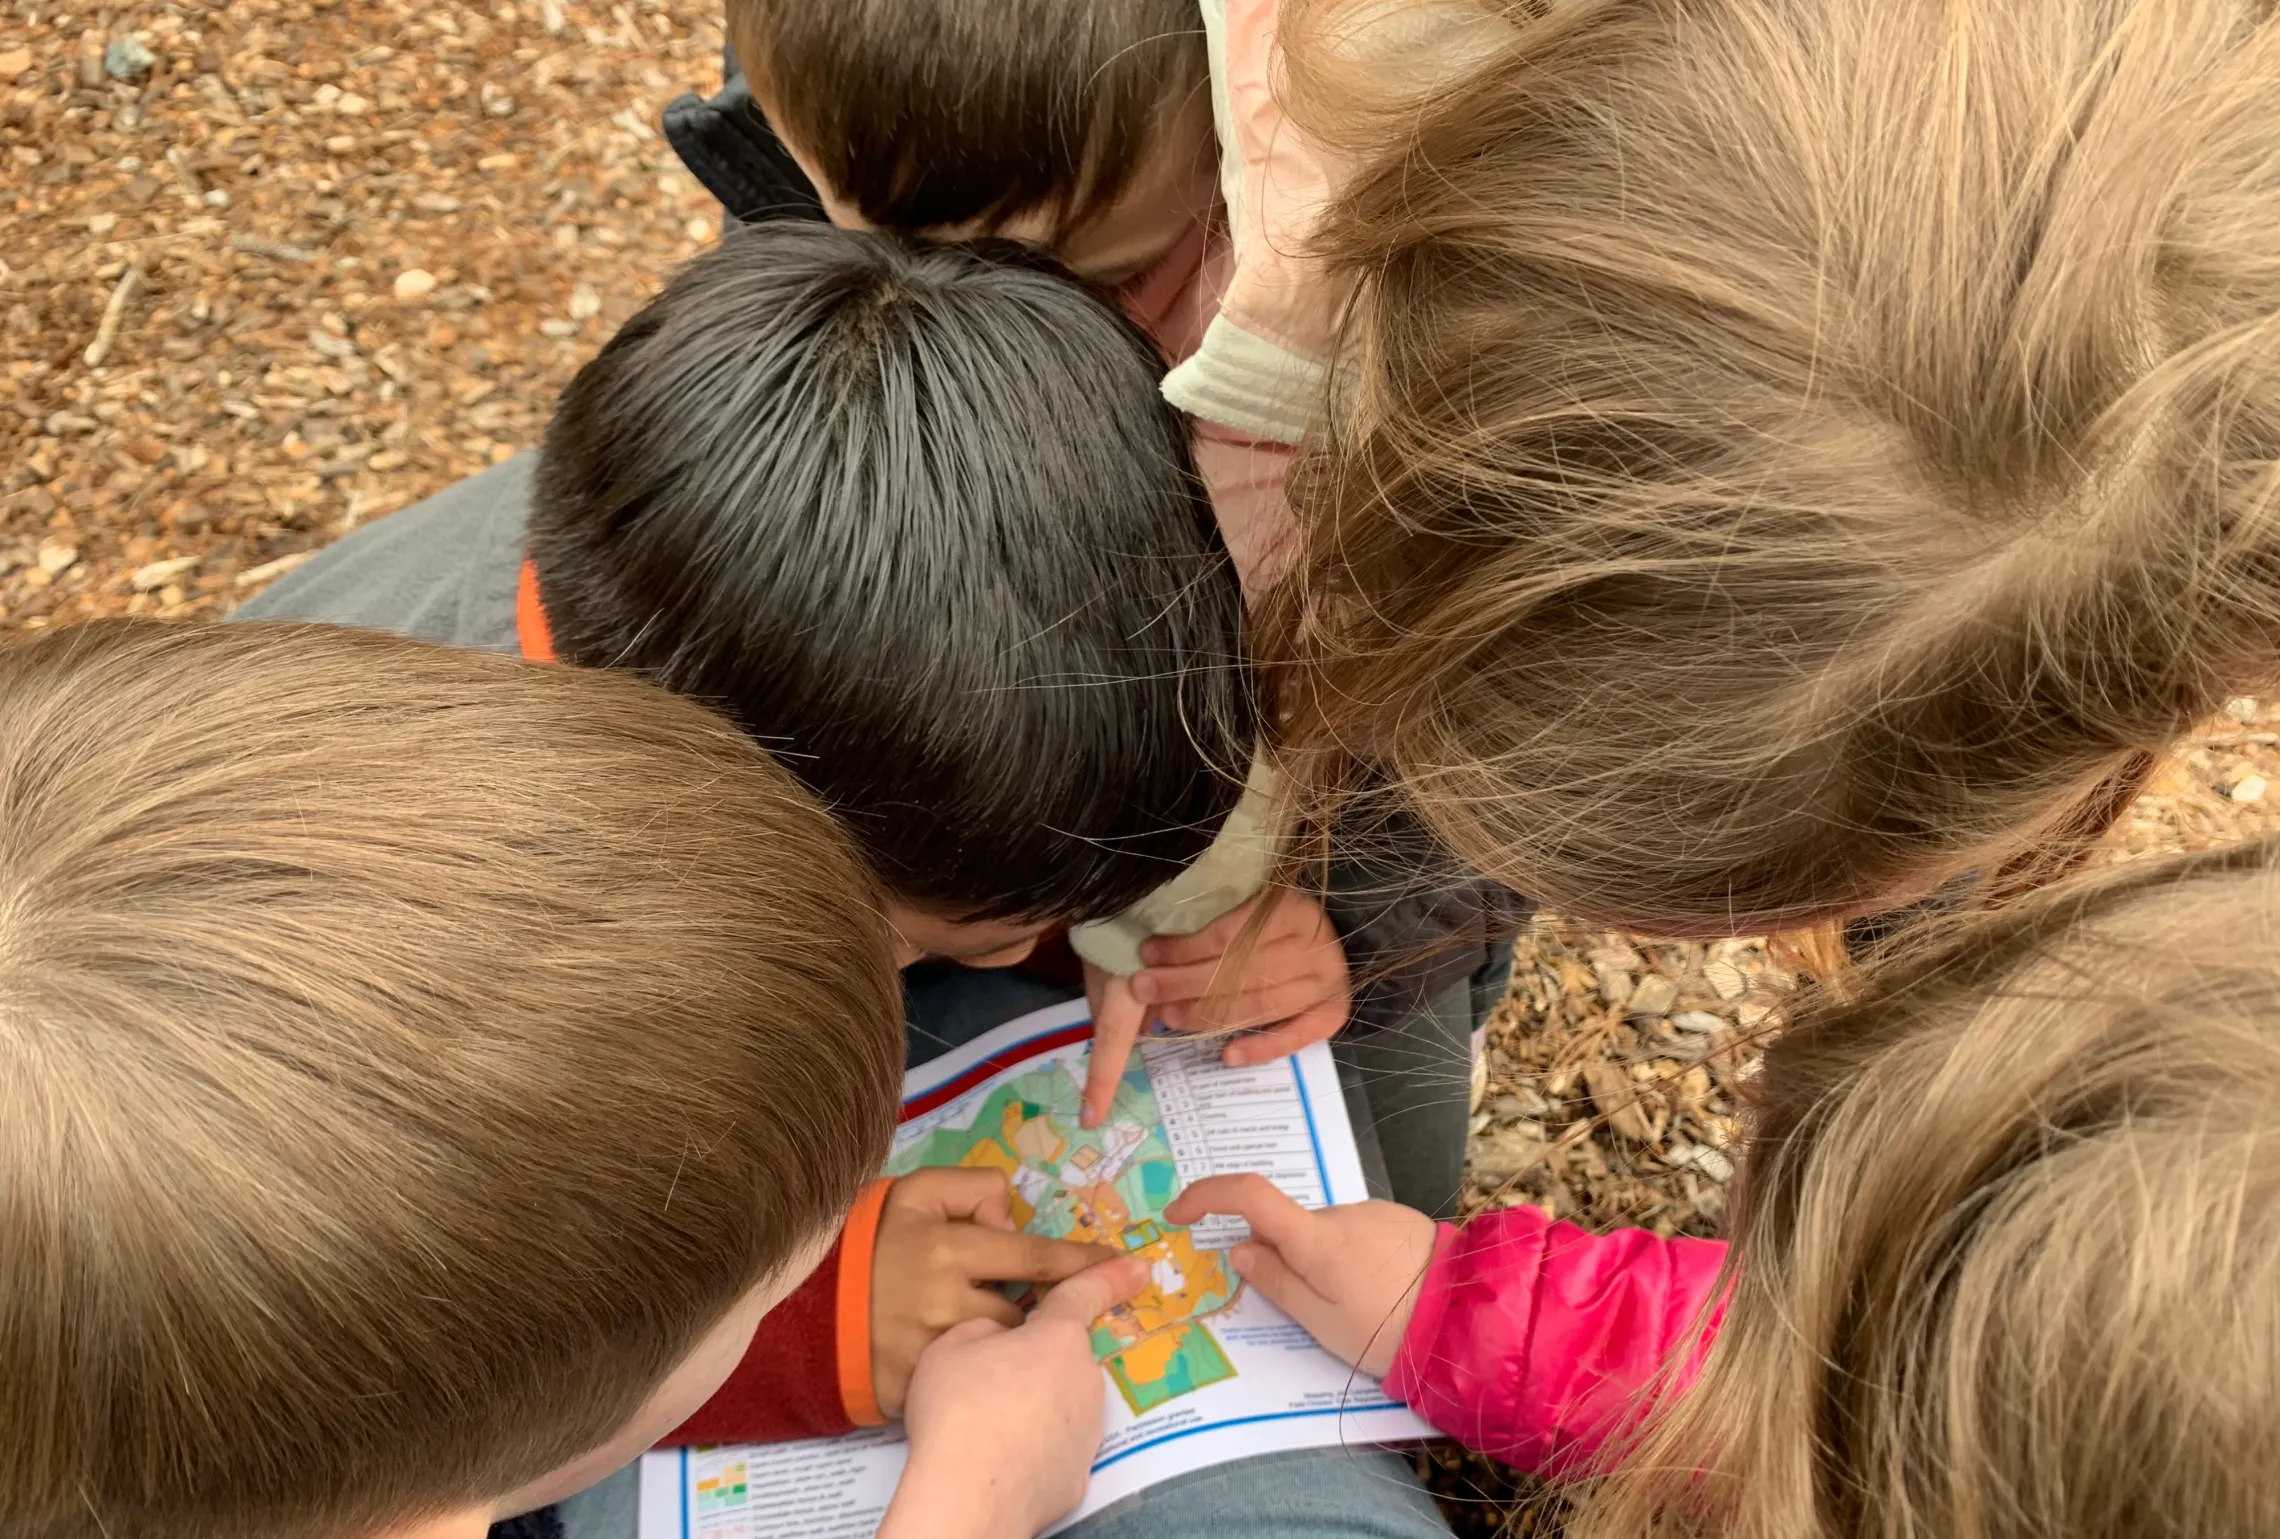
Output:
930,1315,1011,1354
1082,972,1148,1129
1031,1253,1150,1329
1226,1241,1345,1355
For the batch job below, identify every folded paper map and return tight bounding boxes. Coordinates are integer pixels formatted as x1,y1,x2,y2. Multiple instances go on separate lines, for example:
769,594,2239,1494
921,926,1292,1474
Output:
638,998,1431,1539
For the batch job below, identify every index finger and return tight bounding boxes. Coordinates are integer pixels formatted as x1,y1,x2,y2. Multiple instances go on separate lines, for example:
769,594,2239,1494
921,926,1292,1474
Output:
1082,971,1148,1128
1164,1174,1320,1255
1030,1253,1150,1328
953,1227,1125,1286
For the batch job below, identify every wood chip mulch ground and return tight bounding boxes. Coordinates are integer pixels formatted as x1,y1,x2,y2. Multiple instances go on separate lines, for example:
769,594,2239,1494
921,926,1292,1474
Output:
2,0,721,623
7,5,2276,1535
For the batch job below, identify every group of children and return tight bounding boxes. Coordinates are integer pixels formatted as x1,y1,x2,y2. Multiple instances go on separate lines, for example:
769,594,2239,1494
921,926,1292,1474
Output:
9,0,2280,1536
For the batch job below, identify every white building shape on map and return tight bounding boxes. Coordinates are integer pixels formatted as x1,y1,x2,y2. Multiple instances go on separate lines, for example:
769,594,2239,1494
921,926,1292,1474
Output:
1065,1120,1147,1188
1011,1164,1055,1211
1151,1254,1186,1295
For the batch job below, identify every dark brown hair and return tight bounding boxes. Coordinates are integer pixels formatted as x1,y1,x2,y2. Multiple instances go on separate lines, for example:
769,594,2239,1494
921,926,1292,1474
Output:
530,225,1254,924
729,0,1207,236
1578,838,2280,1538
0,620,903,1539
1269,0,2280,936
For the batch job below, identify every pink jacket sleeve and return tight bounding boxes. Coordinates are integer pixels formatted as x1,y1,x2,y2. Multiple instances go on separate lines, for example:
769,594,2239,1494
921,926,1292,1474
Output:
1386,1209,1729,1478
1190,426,1295,600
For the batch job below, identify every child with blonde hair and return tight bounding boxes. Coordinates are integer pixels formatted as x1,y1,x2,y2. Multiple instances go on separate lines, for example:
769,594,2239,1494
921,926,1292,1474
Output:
1175,837,2280,1537
1266,0,2280,936
0,619,1140,1539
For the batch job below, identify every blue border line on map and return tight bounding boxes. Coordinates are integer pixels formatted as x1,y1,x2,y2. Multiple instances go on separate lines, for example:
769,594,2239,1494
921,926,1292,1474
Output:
1091,1402,1408,1472
1287,1057,1333,1199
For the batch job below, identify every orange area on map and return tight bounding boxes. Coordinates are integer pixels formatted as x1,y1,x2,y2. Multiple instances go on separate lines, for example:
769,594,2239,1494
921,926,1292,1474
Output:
1097,1228,1235,1350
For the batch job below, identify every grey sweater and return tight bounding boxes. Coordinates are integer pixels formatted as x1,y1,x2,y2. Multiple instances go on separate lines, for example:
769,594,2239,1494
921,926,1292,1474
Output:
231,455,535,647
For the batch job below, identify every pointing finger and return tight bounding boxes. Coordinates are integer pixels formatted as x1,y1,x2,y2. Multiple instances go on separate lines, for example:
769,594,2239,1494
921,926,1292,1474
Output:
1031,1253,1151,1328
1083,971,1148,1128
1166,1174,1321,1259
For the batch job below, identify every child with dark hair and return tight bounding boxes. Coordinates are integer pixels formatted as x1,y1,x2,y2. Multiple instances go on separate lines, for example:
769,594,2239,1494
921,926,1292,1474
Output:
526,225,1252,936
232,221,1345,1466
246,224,1253,952
672,0,1212,286
530,235,1483,1228
667,1,1525,1216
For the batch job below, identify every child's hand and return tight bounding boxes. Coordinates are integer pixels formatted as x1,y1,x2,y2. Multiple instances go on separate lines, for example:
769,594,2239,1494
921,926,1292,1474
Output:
880,1253,1149,1539
1165,1175,1435,1378
1081,888,1352,1126
1080,961,1162,1126
1135,888,1351,1043
871,1169,1121,1417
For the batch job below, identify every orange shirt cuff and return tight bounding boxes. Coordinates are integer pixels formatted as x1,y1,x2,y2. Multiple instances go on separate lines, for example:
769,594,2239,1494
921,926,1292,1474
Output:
835,1177,894,1427
515,558,557,663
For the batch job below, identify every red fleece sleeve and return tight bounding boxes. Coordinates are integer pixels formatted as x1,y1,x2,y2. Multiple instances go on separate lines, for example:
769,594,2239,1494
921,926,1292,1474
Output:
661,1179,895,1445
662,1238,850,1445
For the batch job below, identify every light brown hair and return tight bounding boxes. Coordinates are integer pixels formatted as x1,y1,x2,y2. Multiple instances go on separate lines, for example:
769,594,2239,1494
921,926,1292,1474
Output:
1267,0,2280,934
0,620,903,1539
729,0,1207,238
1576,838,2280,1538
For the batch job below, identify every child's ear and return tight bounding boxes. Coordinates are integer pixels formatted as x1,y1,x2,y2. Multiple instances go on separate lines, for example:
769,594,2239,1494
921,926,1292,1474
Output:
374,1508,495,1539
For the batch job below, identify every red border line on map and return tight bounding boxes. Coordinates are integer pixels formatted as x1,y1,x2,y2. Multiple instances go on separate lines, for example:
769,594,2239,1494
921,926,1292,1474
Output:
899,1022,1094,1122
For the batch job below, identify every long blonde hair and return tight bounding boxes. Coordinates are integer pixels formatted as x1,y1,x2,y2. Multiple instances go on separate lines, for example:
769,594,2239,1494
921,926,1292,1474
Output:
1580,840,2280,1539
1267,0,2280,935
